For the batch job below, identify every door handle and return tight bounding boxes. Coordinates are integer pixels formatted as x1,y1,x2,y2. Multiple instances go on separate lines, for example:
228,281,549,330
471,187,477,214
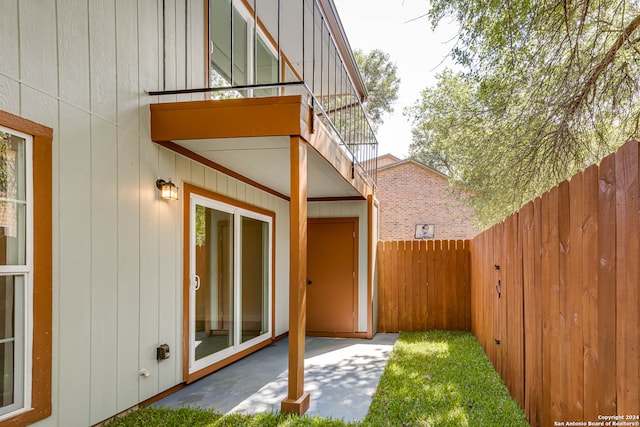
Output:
194,274,201,291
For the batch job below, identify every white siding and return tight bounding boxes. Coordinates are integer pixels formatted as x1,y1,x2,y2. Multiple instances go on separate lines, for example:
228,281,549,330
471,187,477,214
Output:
89,0,118,123
0,0,20,115
308,200,370,332
19,0,58,94
0,1,19,80
274,198,290,335
157,149,180,391
57,0,91,110
116,0,140,133
58,104,92,427
89,116,119,423
138,132,161,404
0,75,20,116
116,127,141,416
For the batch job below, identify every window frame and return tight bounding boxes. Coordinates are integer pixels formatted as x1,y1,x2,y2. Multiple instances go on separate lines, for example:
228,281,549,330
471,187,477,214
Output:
0,126,33,420
188,194,273,374
0,110,52,427
207,0,281,94
182,183,275,383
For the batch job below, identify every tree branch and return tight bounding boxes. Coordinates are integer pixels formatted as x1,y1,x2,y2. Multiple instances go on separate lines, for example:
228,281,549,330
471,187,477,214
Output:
567,13,640,117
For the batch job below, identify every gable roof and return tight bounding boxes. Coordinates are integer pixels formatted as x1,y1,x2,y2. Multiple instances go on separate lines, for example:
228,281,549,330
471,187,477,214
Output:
373,153,401,168
376,157,450,179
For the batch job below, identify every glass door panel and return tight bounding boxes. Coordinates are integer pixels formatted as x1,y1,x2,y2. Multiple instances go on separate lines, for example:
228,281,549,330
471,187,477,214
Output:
193,204,234,362
189,191,272,376
240,217,268,344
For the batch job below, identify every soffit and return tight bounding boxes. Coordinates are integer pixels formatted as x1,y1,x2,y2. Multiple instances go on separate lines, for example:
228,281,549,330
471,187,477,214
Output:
176,136,361,199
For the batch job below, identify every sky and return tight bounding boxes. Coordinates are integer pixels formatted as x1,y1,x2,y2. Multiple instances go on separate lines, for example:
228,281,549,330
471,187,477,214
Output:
333,0,458,158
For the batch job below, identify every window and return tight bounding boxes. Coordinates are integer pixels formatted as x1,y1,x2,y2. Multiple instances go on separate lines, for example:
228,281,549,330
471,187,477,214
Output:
0,127,32,419
209,0,280,97
186,185,273,379
255,36,278,97
0,112,52,426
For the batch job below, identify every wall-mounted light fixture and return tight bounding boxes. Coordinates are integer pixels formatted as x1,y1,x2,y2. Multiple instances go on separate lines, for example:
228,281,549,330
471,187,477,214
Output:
156,178,178,200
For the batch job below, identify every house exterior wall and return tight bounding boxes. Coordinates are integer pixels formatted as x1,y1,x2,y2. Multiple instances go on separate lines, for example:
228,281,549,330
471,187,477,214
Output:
0,0,378,424
376,162,479,241
0,1,295,426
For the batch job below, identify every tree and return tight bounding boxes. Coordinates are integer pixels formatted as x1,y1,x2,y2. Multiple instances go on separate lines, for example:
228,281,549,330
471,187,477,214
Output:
408,0,640,227
408,70,540,226
0,132,16,196
407,70,472,177
354,49,401,130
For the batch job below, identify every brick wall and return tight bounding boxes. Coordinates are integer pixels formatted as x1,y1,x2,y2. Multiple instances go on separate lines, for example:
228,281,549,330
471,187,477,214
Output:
376,160,479,240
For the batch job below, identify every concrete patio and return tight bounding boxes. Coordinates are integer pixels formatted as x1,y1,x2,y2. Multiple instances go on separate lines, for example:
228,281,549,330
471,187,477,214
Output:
154,333,399,422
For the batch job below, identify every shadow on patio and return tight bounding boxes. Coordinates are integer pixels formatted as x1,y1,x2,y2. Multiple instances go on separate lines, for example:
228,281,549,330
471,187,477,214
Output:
153,334,398,422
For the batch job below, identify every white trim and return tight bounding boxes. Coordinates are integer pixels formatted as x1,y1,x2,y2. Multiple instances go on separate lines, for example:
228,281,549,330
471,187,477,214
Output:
0,266,30,274
233,213,241,349
231,0,279,59
0,125,32,145
188,193,273,375
0,198,28,204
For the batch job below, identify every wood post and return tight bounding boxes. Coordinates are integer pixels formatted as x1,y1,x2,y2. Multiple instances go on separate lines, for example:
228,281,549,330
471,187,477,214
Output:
281,136,310,415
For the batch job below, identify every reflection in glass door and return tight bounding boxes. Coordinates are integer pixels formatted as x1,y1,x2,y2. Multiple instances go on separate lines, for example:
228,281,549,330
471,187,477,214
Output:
193,205,234,362
189,193,272,375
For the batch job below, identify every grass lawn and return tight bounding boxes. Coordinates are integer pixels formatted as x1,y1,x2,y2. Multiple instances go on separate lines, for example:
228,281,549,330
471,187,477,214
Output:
108,331,528,426
364,330,528,426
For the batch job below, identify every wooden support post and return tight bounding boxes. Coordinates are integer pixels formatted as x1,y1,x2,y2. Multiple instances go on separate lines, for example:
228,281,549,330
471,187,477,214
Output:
281,136,310,415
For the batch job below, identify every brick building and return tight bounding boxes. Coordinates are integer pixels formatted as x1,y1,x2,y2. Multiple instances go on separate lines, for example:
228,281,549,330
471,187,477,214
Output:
375,155,479,240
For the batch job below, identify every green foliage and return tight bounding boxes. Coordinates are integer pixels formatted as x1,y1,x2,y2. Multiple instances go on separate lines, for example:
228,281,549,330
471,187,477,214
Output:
354,49,400,130
407,69,556,227
106,408,356,427
106,407,220,426
195,204,207,246
0,132,9,194
408,0,640,227
365,330,528,427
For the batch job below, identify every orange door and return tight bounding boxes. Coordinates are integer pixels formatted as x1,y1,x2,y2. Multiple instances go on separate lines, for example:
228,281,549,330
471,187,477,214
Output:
306,218,357,334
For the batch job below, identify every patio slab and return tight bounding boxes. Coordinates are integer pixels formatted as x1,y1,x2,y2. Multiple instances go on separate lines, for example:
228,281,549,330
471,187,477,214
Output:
154,333,398,422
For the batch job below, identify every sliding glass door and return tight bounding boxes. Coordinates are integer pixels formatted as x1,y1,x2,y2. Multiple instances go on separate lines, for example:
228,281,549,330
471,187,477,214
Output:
189,193,272,374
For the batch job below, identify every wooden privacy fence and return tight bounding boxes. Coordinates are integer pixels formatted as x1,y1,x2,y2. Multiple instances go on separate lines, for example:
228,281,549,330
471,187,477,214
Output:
472,140,640,426
377,240,471,332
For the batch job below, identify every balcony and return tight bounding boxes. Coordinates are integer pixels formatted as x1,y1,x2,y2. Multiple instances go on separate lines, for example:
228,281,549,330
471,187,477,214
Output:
149,0,378,197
